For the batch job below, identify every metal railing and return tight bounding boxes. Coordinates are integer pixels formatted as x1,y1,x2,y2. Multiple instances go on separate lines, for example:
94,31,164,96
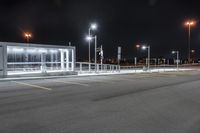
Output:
119,64,193,73
75,62,191,74
76,62,120,73
7,62,74,75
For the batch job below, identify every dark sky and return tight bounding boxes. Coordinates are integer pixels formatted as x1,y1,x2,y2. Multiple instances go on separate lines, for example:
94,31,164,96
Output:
0,0,200,60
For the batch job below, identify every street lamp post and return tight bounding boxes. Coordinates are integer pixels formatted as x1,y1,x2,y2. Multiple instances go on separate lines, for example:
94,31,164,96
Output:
86,35,97,72
147,46,150,70
185,21,195,63
172,51,179,71
94,35,97,72
88,29,91,63
24,33,32,64
88,24,97,63
88,23,97,71
136,44,150,71
142,45,150,71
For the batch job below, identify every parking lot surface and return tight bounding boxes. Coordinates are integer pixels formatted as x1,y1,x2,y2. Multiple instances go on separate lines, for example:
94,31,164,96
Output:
0,71,200,133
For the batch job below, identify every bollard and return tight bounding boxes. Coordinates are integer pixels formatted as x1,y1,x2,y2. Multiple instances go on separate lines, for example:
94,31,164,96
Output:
80,63,82,73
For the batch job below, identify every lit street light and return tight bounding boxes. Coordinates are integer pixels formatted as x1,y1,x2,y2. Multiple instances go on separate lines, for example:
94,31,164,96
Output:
86,35,97,72
136,44,151,71
185,20,195,63
24,33,32,43
191,49,195,53
136,44,140,48
172,50,179,71
91,23,97,30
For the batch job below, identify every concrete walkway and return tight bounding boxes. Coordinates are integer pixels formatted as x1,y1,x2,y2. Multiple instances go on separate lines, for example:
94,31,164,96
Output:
0,68,193,82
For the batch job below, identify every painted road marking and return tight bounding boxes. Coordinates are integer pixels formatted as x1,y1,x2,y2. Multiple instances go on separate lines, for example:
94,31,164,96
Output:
78,78,117,84
12,81,52,91
73,78,111,83
54,80,89,87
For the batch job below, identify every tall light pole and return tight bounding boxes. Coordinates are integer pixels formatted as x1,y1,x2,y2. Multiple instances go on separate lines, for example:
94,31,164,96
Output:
88,23,97,63
136,44,150,71
172,50,179,71
185,21,195,63
94,35,97,72
86,35,97,72
24,32,32,63
143,45,151,71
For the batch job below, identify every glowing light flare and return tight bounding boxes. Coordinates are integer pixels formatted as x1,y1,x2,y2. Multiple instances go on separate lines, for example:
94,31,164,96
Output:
136,45,140,48
142,46,147,50
172,51,177,54
24,33,32,38
185,21,195,26
191,50,195,53
90,23,97,30
86,36,93,41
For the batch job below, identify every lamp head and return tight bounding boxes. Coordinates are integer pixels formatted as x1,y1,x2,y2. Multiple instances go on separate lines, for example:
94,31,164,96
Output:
172,51,176,54
185,21,195,26
142,46,147,50
91,23,97,30
86,36,92,41
24,33,32,37
136,45,140,48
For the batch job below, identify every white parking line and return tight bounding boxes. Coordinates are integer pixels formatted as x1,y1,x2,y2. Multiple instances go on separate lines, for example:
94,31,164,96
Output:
74,78,115,83
12,81,52,91
54,80,89,87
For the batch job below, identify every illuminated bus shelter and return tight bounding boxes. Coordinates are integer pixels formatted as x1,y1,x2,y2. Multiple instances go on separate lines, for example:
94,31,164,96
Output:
0,42,75,77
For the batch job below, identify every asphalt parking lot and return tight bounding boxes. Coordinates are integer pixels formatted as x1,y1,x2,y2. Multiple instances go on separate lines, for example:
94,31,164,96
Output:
1,71,200,133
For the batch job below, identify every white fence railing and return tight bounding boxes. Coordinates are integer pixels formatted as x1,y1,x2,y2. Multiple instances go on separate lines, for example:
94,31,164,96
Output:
119,64,193,73
75,62,189,74
7,62,74,75
76,62,120,73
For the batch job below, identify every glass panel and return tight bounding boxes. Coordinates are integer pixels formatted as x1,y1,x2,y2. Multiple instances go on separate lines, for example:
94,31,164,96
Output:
7,46,73,75
69,49,72,62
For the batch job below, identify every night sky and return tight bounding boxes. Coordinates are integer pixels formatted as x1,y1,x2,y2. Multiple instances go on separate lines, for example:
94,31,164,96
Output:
1,0,200,60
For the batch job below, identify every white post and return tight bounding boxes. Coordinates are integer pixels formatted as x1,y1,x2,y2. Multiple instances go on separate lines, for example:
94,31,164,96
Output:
97,64,99,72
163,59,166,72
50,52,54,70
177,51,179,71
41,53,46,73
55,52,58,69
100,45,103,71
88,29,91,72
95,35,97,72
80,62,82,73
72,49,75,71
89,29,91,64
66,50,69,71
1,45,7,77
134,57,137,67
148,46,150,71
61,50,64,70
146,58,148,66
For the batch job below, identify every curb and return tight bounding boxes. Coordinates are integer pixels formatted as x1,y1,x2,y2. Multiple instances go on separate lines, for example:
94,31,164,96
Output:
0,69,194,82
